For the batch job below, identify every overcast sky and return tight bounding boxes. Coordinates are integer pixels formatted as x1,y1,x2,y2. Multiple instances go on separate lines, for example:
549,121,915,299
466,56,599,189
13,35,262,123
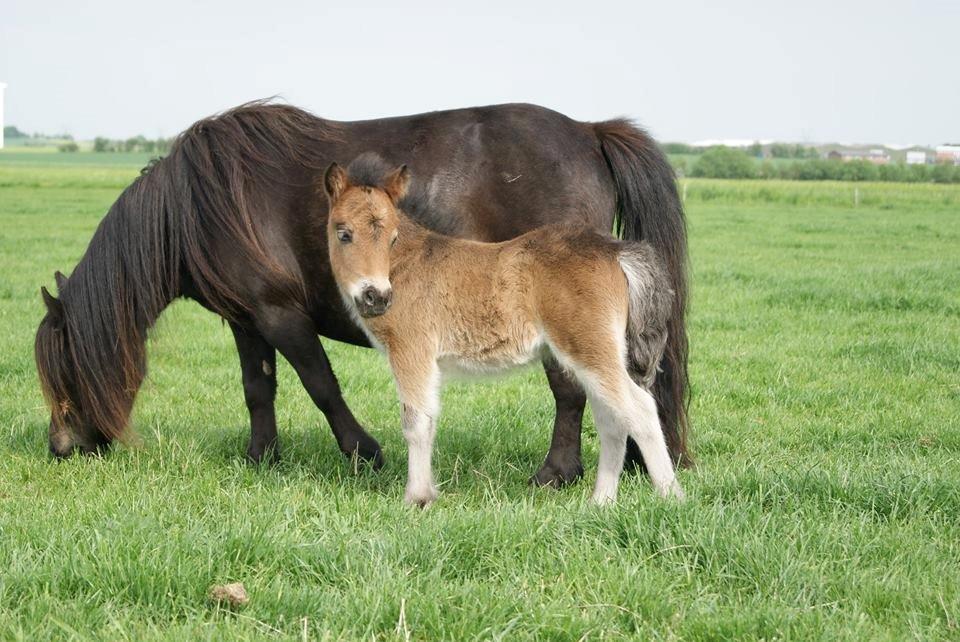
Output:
2,0,957,145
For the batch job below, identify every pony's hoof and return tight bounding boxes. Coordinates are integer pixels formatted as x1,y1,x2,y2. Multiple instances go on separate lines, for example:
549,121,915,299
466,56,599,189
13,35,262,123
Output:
341,434,385,470
529,460,584,488
404,487,438,508
246,444,280,465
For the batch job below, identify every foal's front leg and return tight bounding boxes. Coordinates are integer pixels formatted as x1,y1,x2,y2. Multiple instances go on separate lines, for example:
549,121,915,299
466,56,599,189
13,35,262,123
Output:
390,352,441,507
401,403,438,507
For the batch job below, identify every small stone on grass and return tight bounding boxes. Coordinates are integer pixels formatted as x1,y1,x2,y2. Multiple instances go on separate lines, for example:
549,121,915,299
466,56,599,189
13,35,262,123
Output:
209,582,249,607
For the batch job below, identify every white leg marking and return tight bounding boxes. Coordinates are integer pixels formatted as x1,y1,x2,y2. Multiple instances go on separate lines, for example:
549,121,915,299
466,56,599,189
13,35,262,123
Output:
591,402,627,505
622,385,683,500
402,403,438,507
557,347,683,503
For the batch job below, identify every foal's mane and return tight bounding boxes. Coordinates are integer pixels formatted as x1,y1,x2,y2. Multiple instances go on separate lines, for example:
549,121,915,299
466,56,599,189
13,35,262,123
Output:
36,101,342,440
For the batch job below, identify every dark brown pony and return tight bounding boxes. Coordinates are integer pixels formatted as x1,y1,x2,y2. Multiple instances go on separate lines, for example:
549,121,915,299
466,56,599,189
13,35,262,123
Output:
35,101,690,486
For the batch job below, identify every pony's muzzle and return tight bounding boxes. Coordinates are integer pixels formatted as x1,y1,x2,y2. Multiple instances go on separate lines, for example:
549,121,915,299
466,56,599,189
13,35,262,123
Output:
48,422,109,458
356,285,393,317
48,424,77,459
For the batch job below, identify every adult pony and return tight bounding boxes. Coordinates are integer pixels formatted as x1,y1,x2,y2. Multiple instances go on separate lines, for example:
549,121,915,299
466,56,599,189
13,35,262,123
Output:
35,101,690,487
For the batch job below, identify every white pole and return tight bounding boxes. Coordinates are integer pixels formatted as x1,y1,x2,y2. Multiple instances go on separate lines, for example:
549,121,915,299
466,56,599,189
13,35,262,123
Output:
0,83,6,149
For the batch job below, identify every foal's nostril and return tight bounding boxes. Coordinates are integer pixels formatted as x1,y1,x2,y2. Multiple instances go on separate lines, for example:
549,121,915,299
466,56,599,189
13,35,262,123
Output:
363,287,378,306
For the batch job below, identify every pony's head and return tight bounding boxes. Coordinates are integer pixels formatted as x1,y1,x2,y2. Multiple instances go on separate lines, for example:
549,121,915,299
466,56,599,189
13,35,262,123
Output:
322,154,409,318
35,272,119,457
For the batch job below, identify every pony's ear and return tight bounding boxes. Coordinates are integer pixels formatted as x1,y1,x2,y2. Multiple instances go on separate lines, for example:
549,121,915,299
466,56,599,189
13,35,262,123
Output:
54,271,67,292
383,164,410,204
41,286,65,327
324,163,349,204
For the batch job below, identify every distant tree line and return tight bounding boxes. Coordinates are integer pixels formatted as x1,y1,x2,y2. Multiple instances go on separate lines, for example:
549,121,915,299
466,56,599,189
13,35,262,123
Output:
665,141,822,159
4,125,29,139
92,136,173,154
768,143,820,159
5,125,74,142
679,147,960,184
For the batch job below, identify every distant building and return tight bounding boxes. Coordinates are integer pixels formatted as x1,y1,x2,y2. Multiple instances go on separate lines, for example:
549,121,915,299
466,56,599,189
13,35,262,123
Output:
906,151,928,165
827,148,889,164
936,145,960,165
0,83,6,149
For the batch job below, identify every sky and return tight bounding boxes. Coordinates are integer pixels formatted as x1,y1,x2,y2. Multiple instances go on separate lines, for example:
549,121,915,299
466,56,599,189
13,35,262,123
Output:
1,0,957,145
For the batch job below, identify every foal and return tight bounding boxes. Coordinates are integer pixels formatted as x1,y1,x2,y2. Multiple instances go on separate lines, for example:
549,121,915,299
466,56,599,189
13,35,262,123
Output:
322,154,684,506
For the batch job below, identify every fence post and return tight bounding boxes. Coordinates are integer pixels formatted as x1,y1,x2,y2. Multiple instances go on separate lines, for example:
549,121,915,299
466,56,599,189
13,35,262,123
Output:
854,187,859,208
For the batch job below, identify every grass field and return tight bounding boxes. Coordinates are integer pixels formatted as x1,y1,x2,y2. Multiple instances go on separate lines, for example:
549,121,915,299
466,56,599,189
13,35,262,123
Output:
1,152,958,640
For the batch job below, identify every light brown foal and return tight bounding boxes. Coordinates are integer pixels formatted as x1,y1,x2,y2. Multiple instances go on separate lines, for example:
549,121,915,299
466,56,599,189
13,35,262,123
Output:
322,153,683,506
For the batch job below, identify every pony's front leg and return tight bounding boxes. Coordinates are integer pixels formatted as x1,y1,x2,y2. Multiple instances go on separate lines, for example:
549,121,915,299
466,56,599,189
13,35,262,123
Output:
229,322,279,464
390,353,441,507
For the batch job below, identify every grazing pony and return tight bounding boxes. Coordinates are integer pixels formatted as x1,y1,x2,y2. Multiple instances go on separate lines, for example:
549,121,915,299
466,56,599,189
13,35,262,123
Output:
34,101,690,487
323,154,684,506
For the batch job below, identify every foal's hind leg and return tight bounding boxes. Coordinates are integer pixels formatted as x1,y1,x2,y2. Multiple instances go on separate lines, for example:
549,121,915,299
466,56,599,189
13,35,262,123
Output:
230,322,279,464
578,368,682,504
534,359,649,487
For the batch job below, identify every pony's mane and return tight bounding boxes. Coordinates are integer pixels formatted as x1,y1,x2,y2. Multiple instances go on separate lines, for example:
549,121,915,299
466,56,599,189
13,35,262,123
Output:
345,152,395,188
342,152,437,223
36,100,342,440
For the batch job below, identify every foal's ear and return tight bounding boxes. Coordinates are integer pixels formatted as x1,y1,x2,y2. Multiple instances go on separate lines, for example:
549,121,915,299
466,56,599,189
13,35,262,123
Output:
41,286,65,327
383,164,410,204
54,270,68,292
324,163,349,204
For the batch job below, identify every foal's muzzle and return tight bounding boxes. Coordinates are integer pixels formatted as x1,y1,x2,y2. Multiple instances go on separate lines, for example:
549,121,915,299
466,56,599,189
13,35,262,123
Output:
355,285,393,318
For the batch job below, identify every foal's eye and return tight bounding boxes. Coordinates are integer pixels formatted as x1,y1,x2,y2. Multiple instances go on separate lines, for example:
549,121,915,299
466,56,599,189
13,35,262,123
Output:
337,229,352,244
390,233,398,247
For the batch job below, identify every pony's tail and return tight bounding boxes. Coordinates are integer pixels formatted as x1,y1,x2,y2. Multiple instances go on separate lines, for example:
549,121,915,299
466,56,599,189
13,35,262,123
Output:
595,119,691,468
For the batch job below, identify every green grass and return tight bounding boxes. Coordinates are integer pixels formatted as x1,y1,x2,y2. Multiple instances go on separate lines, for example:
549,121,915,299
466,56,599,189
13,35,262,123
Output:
0,149,158,167
1,154,958,640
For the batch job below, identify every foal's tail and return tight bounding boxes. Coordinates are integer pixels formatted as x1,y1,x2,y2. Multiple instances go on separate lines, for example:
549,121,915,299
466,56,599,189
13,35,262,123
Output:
594,119,691,468
619,244,673,393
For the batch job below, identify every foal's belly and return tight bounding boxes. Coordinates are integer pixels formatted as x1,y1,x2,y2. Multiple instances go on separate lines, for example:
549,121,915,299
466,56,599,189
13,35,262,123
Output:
438,324,546,380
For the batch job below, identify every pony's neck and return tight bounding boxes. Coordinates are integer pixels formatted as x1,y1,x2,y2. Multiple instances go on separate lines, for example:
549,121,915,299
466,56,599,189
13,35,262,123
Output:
64,178,180,377
51,181,180,440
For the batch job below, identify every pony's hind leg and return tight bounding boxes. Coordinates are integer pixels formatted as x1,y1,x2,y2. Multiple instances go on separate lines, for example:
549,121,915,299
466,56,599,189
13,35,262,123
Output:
530,357,586,487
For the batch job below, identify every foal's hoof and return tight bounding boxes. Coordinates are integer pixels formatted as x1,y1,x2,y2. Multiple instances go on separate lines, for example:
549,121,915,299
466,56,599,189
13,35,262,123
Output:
529,460,584,488
404,486,438,509
658,480,686,501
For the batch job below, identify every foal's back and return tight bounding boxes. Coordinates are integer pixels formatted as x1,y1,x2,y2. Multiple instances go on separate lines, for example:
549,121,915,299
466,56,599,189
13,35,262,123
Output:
380,223,633,371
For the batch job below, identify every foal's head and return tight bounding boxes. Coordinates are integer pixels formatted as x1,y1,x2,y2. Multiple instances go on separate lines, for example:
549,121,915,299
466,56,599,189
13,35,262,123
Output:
323,155,409,318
